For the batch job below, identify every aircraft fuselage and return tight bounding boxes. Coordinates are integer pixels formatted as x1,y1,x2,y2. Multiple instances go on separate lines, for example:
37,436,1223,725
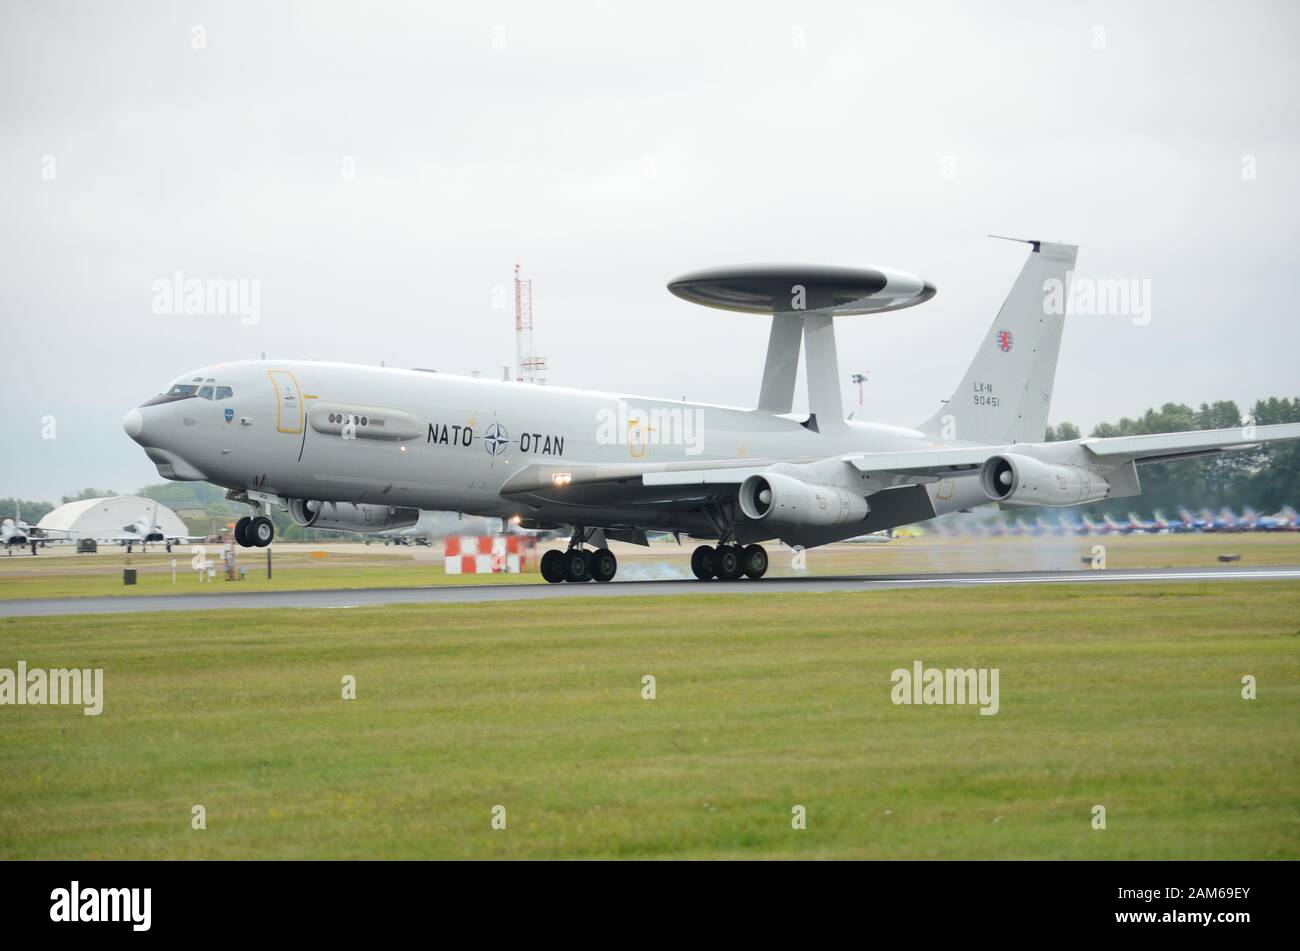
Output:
124,359,983,534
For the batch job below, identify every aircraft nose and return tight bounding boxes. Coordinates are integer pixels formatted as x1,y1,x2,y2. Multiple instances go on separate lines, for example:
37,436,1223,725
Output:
123,408,144,441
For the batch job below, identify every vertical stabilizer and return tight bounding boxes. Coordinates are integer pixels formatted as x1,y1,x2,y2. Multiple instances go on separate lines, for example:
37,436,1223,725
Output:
917,240,1077,445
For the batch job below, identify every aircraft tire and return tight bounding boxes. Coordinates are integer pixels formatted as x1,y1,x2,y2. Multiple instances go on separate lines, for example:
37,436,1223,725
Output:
250,516,275,547
234,516,252,547
715,544,744,581
540,549,564,583
589,548,617,583
690,545,716,581
561,548,591,583
742,544,769,580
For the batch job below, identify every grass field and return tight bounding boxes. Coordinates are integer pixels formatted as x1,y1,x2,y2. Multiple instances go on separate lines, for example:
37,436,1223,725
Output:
2,581,1297,859
0,545,522,600
2,532,1298,600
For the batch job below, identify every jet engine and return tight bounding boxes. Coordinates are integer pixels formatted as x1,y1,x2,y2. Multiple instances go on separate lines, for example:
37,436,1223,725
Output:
738,472,869,527
288,499,420,533
980,454,1110,507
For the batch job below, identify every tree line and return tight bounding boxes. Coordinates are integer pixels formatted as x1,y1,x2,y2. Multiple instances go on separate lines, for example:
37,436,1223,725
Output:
1046,396,1300,515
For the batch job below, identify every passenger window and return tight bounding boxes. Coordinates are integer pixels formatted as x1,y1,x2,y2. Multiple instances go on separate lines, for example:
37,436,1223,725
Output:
198,385,214,400
215,386,233,400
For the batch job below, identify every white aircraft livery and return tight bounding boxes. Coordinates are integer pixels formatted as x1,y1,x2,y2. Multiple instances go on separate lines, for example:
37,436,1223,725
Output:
123,239,1300,584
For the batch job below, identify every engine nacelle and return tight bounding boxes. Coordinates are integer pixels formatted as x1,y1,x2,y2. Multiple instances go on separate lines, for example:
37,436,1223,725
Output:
738,472,869,527
980,454,1110,507
289,499,420,533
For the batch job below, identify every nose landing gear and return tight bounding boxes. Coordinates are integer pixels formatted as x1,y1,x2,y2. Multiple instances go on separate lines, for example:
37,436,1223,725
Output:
234,514,275,548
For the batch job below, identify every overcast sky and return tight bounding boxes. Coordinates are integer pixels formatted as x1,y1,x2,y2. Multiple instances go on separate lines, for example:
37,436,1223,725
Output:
3,0,1298,501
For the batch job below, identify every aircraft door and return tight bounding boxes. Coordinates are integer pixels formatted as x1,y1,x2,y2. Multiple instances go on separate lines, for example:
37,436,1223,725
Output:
267,370,304,434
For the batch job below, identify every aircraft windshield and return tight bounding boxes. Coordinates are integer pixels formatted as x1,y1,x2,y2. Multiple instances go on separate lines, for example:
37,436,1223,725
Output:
143,377,234,407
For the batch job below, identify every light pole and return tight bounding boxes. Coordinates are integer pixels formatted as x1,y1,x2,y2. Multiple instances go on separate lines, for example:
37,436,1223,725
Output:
851,372,868,406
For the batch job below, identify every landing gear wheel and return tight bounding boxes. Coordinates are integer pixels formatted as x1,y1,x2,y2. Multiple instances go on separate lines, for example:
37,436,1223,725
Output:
561,548,591,583
691,545,717,581
742,544,769,580
540,549,564,584
715,544,745,580
234,516,252,547
589,548,617,583
250,516,275,548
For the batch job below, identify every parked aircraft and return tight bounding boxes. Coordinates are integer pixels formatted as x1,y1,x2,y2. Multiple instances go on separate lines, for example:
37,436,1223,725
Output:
122,239,1300,582
1,504,69,553
1124,511,1159,534
1,516,39,552
101,503,203,551
1077,515,1108,535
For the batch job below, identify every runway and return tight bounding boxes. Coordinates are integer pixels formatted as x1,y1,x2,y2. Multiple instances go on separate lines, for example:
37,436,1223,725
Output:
2,565,1298,617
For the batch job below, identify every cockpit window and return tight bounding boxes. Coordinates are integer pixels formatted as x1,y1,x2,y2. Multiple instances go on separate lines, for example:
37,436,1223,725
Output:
143,378,232,407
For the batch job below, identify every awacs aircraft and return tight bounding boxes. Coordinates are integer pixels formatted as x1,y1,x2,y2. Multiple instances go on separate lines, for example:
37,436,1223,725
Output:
122,239,1300,583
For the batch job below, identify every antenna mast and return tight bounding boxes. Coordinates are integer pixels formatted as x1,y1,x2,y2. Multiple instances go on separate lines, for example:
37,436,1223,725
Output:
514,263,547,384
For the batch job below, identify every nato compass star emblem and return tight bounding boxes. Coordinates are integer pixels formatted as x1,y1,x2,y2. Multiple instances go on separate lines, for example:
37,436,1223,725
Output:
482,420,512,464
224,408,235,423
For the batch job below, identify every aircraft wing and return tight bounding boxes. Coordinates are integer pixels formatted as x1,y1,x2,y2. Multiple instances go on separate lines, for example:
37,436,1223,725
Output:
1079,422,1300,464
840,422,1300,476
496,422,1300,511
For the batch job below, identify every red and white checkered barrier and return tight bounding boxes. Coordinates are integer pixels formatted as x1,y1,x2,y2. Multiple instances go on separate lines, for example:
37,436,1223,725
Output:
444,535,525,574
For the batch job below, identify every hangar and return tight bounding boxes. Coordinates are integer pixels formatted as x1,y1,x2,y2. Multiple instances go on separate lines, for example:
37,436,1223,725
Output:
37,496,192,543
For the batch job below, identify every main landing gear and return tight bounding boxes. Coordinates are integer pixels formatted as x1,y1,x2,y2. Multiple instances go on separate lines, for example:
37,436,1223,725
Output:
541,535,618,584
541,546,618,583
234,515,275,548
691,543,768,581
